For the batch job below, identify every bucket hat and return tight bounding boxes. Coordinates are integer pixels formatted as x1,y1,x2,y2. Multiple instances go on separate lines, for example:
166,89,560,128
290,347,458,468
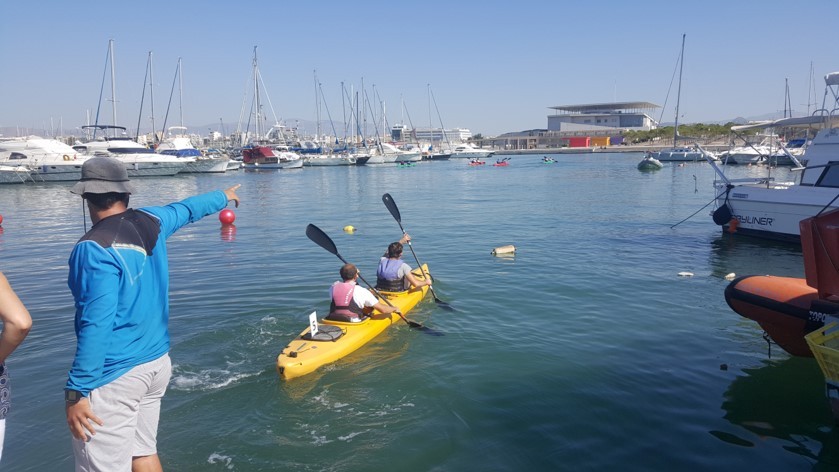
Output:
70,157,137,195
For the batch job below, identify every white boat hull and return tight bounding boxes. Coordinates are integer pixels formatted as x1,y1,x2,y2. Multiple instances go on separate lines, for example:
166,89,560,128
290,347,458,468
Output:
116,157,188,177
179,157,230,173
33,162,85,181
244,158,303,170
0,166,34,184
717,184,839,241
303,155,356,166
451,150,494,159
653,148,708,162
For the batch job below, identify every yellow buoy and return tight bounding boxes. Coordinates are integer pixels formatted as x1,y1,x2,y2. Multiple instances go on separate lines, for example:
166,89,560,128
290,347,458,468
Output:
343,225,355,234
491,245,516,256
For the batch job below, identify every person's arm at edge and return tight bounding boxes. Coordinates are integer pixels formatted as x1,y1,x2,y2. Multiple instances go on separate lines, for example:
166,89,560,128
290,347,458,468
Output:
0,272,32,364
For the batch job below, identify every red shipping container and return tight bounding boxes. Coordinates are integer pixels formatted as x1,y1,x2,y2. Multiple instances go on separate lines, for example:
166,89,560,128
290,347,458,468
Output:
567,137,590,148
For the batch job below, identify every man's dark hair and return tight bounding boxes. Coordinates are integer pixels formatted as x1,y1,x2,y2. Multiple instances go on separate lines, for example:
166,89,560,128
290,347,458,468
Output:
83,192,130,210
339,263,358,281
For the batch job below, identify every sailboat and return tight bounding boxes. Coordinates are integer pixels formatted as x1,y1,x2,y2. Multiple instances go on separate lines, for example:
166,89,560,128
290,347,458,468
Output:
155,58,229,173
652,34,714,162
427,84,453,160
239,46,303,170
76,40,189,177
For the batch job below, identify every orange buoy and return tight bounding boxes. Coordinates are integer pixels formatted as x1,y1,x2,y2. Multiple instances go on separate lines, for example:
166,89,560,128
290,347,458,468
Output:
727,217,739,233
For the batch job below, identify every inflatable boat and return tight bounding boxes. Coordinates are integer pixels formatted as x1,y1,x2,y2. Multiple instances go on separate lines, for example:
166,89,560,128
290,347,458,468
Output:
724,209,839,356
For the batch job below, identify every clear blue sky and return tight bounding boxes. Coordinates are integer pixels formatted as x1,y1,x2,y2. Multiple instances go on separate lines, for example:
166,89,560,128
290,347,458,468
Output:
1,0,837,137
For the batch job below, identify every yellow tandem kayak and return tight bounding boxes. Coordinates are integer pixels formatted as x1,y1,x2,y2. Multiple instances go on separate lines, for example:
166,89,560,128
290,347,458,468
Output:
276,264,430,380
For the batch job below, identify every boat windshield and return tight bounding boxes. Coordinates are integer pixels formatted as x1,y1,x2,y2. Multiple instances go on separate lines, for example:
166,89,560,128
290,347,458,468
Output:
814,162,839,188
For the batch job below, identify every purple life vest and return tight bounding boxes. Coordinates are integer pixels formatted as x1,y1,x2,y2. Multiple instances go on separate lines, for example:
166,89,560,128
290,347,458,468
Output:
376,257,405,291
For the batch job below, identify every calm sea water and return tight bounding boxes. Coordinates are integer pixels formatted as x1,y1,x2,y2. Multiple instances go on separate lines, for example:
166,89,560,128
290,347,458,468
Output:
1,154,837,471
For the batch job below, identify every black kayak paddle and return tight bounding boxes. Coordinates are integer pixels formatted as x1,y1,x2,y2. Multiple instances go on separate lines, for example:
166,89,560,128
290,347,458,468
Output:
381,193,454,311
305,223,424,329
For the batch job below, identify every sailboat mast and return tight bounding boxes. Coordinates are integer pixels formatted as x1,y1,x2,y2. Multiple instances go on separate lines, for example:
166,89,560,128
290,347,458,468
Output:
673,33,685,145
149,51,156,144
109,39,118,136
253,46,260,141
428,84,432,150
177,57,184,128
314,70,321,141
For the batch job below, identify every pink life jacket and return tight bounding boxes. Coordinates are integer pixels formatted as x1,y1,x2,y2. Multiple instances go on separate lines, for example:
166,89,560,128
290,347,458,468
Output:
328,281,364,321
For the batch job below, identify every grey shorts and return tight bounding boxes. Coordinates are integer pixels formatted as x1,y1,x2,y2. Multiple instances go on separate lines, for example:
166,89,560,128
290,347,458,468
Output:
72,354,172,472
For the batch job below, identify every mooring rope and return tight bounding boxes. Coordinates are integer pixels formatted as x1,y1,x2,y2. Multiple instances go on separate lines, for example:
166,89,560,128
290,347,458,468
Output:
670,194,722,229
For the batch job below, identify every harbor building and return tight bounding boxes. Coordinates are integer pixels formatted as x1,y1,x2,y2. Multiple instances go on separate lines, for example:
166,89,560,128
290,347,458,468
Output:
547,101,658,131
391,124,472,145
482,101,660,150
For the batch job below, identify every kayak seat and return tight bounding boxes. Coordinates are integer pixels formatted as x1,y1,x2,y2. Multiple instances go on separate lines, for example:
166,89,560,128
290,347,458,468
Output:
302,324,344,342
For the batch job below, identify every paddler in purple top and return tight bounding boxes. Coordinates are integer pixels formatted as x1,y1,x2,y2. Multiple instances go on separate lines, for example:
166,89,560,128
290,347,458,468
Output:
375,234,432,292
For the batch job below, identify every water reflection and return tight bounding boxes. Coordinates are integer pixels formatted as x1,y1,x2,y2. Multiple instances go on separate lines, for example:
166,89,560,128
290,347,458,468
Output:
707,234,804,280
220,223,237,242
717,357,839,464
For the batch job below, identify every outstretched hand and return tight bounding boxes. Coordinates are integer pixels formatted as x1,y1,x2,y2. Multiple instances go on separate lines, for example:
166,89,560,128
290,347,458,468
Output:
224,184,242,208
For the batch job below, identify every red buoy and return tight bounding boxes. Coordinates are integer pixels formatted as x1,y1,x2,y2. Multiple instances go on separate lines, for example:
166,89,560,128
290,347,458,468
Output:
0,214,3,225
219,209,236,225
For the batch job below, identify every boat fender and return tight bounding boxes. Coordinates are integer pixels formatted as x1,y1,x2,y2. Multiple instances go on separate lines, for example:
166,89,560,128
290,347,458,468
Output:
492,245,516,256
712,204,732,225
63,154,71,161
727,218,739,233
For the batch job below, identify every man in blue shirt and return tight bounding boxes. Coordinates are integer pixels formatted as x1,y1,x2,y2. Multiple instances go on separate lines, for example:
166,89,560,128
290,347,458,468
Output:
64,156,241,472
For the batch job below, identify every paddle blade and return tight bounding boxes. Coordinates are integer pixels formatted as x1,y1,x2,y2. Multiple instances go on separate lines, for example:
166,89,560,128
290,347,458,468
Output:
306,224,338,256
382,193,402,224
434,297,455,311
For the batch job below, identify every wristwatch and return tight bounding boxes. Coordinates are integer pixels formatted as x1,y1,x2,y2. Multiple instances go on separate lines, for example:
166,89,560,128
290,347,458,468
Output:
65,390,83,403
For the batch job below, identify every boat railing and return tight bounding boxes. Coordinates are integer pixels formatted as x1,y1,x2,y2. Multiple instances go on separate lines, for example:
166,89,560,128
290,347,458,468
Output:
696,144,730,184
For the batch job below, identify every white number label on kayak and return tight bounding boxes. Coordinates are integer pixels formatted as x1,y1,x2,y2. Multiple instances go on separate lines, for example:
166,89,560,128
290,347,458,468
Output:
309,311,319,337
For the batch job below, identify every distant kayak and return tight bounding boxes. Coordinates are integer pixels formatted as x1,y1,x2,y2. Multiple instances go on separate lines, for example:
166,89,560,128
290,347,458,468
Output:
493,157,511,167
469,160,485,166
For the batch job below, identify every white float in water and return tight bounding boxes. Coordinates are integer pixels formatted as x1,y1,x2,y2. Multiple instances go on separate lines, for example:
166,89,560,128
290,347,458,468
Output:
492,245,516,256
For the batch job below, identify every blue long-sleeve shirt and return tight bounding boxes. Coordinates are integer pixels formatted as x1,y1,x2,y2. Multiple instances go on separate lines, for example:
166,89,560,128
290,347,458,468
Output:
65,191,229,395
